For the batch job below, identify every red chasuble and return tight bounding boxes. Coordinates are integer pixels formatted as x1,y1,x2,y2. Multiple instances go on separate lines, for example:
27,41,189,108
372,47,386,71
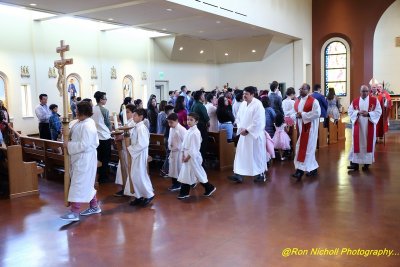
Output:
294,96,315,162
352,96,377,153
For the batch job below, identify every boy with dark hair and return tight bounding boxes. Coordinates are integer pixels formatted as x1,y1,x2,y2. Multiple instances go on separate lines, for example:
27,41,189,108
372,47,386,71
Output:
49,104,61,141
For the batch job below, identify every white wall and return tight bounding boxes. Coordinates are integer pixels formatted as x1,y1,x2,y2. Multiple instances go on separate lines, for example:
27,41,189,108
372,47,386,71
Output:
218,43,294,90
374,0,400,93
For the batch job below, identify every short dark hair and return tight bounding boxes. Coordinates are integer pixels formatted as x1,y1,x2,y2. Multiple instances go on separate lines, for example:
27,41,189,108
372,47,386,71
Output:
302,83,311,91
243,86,256,95
313,84,321,92
77,101,93,117
76,97,82,101
82,98,92,103
167,113,178,121
39,94,48,100
206,93,215,103
286,87,295,96
270,81,279,91
168,90,174,95
134,99,142,106
180,85,186,91
70,96,76,101
49,104,58,111
235,90,243,101
126,104,136,113
164,104,174,113
193,91,204,101
188,112,199,121
123,97,132,105
94,91,106,103
261,96,271,108
133,108,146,118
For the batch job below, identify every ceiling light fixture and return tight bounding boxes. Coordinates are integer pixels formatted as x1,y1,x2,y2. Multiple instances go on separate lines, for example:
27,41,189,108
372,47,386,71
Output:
200,50,204,54
198,30,204,33
224,53,229,56
166,8,173,11
216,20,221,24
108,18,114,21
29,3,37,6
162,28,167,31
179,47,183,51
252,50,256,53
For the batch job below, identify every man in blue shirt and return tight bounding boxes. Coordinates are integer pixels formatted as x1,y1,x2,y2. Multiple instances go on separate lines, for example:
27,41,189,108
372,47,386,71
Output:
311,84,328,127
179,85,191,111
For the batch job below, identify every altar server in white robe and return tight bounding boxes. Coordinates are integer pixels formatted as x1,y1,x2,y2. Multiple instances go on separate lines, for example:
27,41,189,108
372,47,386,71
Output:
127,108,155,207
347,85,382,171
167,113,187,191
291,83,321,181
114,104,136,197
60,101,101,222
177,112,216,199
228,86,267,183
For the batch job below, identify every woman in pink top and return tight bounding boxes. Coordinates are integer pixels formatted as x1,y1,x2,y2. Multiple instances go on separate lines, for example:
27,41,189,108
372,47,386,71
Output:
174,96,188,129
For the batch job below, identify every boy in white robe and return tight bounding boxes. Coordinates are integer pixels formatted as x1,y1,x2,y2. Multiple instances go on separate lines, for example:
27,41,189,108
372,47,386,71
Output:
128,108,155,207
60,101,100,222
167,113,187,191
114,104,136,197
347,85,382,171
177,112,216,199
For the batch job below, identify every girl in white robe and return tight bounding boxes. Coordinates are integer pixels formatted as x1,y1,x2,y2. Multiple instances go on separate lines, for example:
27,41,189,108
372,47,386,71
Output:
177,112,216,199
60,101,100,222
114,104,136,197
127,108,155,207
167,113,187,191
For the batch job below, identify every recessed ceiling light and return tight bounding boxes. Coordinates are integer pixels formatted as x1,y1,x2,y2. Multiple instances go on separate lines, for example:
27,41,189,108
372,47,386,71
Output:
252,50,256,53
166,8,173,11
162,28,167,31
108,18,114,21
224,53,229,56
29,3,37,6
200,50,204,54
198,30,204,33
179,47,183,51
216,20,221,24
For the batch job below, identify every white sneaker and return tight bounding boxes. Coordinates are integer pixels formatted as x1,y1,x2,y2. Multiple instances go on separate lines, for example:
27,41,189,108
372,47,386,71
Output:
80,206,102,216
60,211,80,221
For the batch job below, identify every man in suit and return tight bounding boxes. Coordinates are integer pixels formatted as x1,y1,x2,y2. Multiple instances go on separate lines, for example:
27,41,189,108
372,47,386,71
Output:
311,84,328,127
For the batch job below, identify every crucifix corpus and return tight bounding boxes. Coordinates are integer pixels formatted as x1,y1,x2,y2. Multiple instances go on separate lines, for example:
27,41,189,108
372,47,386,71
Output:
54,40,73,206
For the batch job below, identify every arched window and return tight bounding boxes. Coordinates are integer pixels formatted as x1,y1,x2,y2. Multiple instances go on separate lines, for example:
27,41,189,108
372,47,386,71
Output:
321,38,350,97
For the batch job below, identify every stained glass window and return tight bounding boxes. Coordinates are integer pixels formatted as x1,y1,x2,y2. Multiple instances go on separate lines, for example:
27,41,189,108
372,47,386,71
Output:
324,41,347,96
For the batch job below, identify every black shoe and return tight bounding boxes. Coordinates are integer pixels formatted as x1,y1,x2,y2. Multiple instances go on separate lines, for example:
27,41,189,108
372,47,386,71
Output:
113,190,124,197
168,184,181,192
362,164,370,171
203,186,216,197
129,197,144,206
254,173,267,183
228,174,243,183
141,196,154,207
306,169,318,177
291,170,304,181
347,165,359,171
177,194,190,199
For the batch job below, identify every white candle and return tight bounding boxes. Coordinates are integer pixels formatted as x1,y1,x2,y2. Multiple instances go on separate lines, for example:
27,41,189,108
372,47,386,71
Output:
122,105,128,126
113,113,119,130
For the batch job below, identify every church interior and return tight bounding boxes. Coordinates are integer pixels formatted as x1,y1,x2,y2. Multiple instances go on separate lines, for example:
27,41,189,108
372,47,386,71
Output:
0,0,399,266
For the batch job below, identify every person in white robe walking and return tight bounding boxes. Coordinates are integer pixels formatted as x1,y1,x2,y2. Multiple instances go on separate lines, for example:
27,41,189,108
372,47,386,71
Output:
167,113,187,191
347,85,382,171
177,112,216,199
60,101,100,222
228,86,267,183
291,83,321,181
127,108,155,207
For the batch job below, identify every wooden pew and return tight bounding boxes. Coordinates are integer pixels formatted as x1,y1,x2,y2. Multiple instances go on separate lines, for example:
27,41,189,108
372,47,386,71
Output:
149,134,167,160
0,145,43,198
318,119,328,148
44,140,65,179
207,130,235,171
337,118,346,141
20,137,46,164
328,117,338,144
290,125,298,151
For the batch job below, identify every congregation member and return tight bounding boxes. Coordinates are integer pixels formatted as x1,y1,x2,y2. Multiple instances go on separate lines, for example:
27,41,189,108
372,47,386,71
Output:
128,108,155,207
166,113,187,191
167,91,175,106
147,97,158,134
49,104,62,141
180,85,191,110
311,84,328,125
35,94,52,140
347,85,382,171
60,101,100,222
326,87,341,122
70,96,77,119
205,93,218,132
174,96,188,128
261,96,276,138
272,113,291,161
160,105,175,177
216,96,235,141
232,90,243,119
119,97,132,123
92,91,112,184
291,83,321,181
156,100,168,135
177,112,216,199
228,86,267,183
282,87,296,126
114,104,136,197
268,81,283,115
190,90,210,160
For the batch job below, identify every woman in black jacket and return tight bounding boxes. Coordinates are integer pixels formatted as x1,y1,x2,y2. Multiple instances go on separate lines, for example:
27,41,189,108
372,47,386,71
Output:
216,96,235,141
147,97,159,133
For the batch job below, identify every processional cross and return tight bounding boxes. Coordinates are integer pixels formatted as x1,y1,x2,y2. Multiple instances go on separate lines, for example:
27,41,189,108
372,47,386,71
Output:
54,40,73,206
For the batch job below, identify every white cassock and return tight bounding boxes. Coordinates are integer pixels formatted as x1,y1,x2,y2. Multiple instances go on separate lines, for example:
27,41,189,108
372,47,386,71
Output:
205,103,218,132
67,118,99,202
348,96,382,164
127,121,154,199
178,125,208,184
234,98,267,176
115,119,135,196
291,96,321,172
168,123,187,178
